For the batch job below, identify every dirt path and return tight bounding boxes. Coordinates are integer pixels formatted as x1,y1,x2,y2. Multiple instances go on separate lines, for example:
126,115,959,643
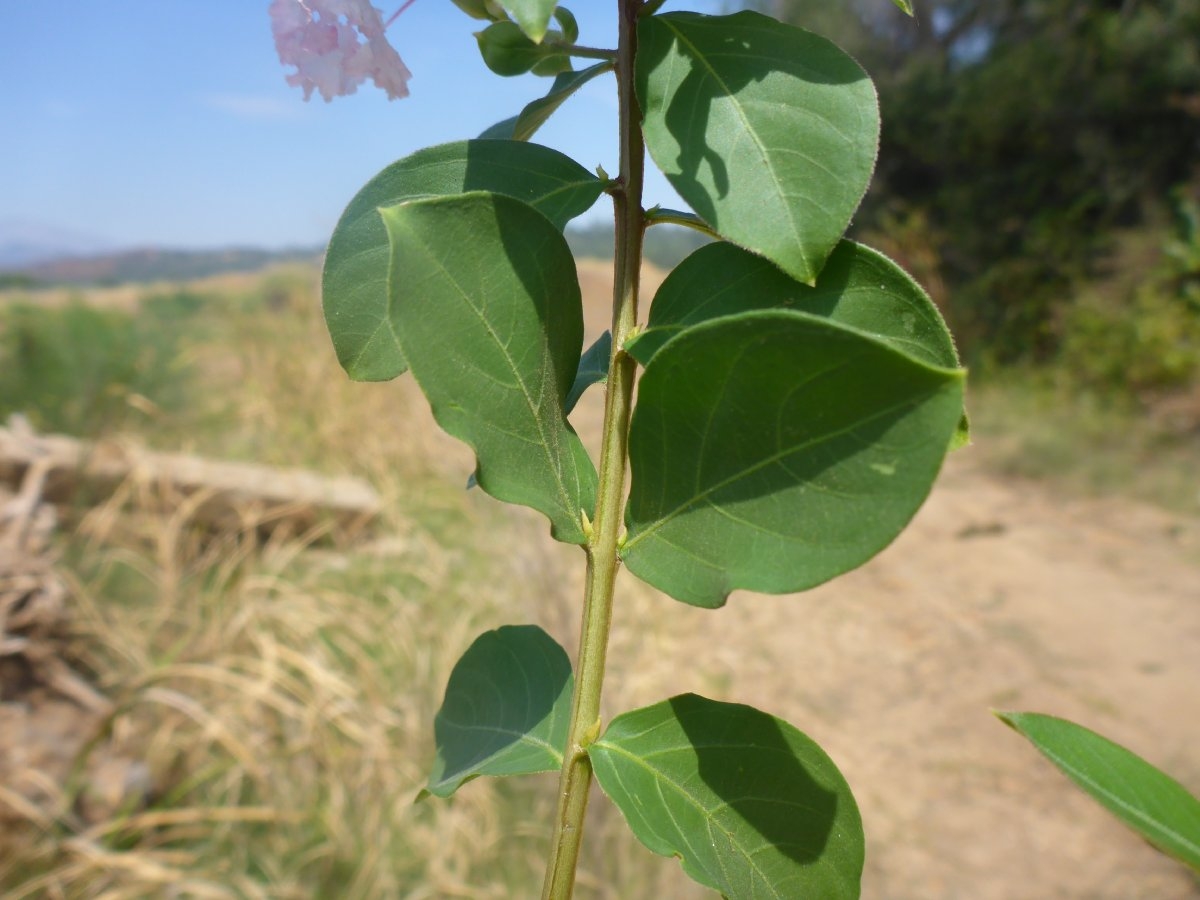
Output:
518,260,1200,897
585,453,1200,899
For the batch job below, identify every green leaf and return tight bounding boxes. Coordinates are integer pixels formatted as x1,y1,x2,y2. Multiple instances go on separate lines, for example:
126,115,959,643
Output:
477,21,563,76
891,0,915,15
478,115,520,140
323,140,602,382
511,62,614,142
636,11,879,285
553,6,579,44
380,192,597,544
998,712,1200,872
590,694,864,899
621,310,964,607
564,330,611,415
499,0,558,43
427,625,573,798
530,52,573,78
629,240,970,449
451,0,507,20
630,240,959,368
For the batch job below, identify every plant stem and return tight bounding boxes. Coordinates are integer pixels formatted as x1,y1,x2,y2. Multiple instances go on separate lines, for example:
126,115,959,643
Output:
644,206,721,239
540,2,645,898
561,44,618,61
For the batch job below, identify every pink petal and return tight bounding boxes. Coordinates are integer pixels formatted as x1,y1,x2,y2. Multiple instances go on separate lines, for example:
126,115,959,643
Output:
269,0,411,102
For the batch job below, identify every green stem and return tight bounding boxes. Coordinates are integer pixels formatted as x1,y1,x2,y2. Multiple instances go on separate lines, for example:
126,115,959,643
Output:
561,43,618,61
540,2,645,898
644,206,721,239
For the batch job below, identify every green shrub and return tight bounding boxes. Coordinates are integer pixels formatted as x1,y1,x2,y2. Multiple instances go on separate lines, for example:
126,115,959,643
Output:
0,300,194,436
1061,193,1200,393
1062,284,1200,392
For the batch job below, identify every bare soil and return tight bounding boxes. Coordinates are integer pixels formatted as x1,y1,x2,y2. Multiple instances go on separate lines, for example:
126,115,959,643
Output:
601,455,1200,898
540,261,1200,897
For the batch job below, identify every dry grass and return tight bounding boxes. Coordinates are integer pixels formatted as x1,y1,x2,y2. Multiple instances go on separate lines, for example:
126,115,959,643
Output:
0,264,703,899
2,506,540,897
8,263,1194,899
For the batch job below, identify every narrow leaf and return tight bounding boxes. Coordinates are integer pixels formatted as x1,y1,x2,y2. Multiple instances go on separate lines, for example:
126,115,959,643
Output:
512,62,614,142
622,310,964,607
998,712,1200,872
381,192,597,544
590,694,864,899
892,0,915,15
636,11,879,284
629,239,970,448
499,0,557,43
427,625,573,798
323,140,602,382
644,206,720,238
565,330,611,415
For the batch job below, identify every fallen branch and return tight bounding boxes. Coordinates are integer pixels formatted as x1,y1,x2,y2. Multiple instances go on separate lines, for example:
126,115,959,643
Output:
0,415,382,537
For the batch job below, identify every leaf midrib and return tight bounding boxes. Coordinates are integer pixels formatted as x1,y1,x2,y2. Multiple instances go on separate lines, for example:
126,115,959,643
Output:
625,356,941,553
1041,746,1200,861
398,211,579,524
658,17,809,277
344,158,599,372
594,739,790,898
437,719,563,759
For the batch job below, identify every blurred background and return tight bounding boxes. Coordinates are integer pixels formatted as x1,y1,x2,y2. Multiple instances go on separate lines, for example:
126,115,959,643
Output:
1,1,1198,898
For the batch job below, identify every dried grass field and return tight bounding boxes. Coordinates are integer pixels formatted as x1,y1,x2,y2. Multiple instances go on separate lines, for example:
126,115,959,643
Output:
1,262,1198,898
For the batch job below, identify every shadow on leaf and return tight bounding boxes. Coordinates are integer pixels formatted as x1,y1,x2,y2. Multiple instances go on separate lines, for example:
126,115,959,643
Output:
671,693,838,866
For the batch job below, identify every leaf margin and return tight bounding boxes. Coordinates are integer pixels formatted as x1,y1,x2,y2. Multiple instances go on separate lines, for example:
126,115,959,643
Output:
425,624,575,799
997,710,1200,872
589,692,865,899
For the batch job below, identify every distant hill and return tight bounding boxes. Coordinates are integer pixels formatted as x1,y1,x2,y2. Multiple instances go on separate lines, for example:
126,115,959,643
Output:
0,219,117,269
567,221,710,270
1,221,703,289
4,245,321,286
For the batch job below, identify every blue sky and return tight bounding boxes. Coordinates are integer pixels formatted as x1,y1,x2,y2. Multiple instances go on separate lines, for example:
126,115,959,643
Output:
0,1,725,251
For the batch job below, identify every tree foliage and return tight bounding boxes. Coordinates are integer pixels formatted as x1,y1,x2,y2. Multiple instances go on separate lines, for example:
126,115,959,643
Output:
770,0,1200,360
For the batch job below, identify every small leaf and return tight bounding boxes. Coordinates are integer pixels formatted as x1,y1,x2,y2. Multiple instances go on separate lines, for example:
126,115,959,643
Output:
530,52,573,78
565,330,611,415
553,6,579,44
998,712,1200,872
323,140,602,382
451,0,507,20
892,0,915,15
636,11,879,284
499,0,558,43
381,192,597,544
512,62,614,142
427,625,573,798
629,240,970,448
477,20,560,76
622,310,964,607
590,694,864,899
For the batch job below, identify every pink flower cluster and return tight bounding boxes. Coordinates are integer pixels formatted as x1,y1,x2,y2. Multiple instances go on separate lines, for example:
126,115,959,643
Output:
269,0,412,101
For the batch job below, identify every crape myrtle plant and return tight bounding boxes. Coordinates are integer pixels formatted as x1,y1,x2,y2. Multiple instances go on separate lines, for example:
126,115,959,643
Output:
271,0,1200,896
